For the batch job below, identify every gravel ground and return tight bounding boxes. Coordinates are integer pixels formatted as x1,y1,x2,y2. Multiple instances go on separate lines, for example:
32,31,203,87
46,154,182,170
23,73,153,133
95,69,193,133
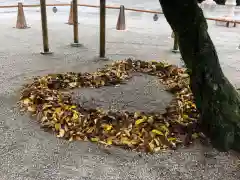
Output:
0,6,240,180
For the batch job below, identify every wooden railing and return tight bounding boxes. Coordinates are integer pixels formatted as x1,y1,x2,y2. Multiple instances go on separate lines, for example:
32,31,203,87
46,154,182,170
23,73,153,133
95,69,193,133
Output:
0,3,239,24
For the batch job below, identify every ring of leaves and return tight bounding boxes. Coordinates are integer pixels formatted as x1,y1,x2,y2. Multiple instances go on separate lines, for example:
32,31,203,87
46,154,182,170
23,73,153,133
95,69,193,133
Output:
19,58,202,153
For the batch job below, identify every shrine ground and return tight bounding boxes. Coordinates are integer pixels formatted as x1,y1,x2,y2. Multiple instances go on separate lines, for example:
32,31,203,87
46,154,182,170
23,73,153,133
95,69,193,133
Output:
0,6,240,180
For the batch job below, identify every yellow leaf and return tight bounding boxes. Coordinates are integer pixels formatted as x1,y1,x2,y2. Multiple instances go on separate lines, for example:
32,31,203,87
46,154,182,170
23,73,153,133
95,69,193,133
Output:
187,101,193,105
69,82,78,88
134,112,141,119
87,127,95,133
29,95,35,100
116,71,121,77
167,137,177,142
154,138,161,146
121,137,130,145
22,98,31,105
102,124,112,131
55,123,61,131
147,116,154,124
70,105,77,109
41,116,48,122
130,140,139,145
55,107,62,114
72,111,79,120
100,80,105,86
192,133,199,139
149,141,155,151
150,60,157,63
165,122,170,127
75,136,82,140
52,113,58,121
27,106,36,112
64,124,69,132
128,123,133,130
159,125,169,136
151,65,156,71
106,125,112,131
153,147,161,153
107,139,113,145
45,96,54,101
183,114,188,119
135,118,146,125
151,129,164,136
122,140,130,145
91,137,99,142
123,129,131,137
42,104,52,110
57,128,65,137
116,132,121,137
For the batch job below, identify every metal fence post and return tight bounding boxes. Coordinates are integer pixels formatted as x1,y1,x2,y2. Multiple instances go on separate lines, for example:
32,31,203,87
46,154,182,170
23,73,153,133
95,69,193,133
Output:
172,31,179,53
99,0,106,59
40,0,52,54
71,0,82,47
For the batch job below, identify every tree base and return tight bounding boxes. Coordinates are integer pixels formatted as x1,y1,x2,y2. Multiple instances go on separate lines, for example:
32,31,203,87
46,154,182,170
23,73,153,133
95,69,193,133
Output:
71,43,83,47
159,0,240,152
40,51,53,55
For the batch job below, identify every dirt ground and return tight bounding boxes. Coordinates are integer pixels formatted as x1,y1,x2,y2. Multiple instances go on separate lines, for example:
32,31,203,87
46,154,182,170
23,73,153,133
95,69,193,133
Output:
0,6,240,180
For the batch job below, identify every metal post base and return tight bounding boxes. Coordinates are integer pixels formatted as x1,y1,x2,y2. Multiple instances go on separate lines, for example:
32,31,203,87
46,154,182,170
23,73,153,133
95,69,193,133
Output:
13,26,31,29
71,43,83,47
40,51,53,55
65,22,80,25
99,57,109,61
172,49,180,53
93,56,109,62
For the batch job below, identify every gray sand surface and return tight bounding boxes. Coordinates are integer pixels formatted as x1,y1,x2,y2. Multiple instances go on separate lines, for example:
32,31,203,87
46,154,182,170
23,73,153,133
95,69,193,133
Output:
0,4,240,180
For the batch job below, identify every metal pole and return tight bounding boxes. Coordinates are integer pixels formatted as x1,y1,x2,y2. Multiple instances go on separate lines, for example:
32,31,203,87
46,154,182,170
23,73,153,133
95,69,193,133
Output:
71,0,82,47
73,0,78,43
100,0,106,58
40,0,52,54
172,31,179,53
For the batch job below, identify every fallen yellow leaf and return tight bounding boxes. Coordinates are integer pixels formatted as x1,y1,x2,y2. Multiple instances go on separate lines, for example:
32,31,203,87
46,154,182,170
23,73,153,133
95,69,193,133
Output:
55,123,61,131
69,82,78,88
72,111,79,120
135,118,146,125
22,98,31,105
167,137,177,142
91,137,99,142
107,139,113,145
102,124,112,131
27,106,36,112
57,128,65,137
151,129,164,136
134,112,141,119
192,133,199,139
183,114,188,119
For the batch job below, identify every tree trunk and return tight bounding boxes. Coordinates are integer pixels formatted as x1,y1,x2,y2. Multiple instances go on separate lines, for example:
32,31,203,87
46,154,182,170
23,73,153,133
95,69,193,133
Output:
159,0,240,152
237,0,240,6
213,0,226,5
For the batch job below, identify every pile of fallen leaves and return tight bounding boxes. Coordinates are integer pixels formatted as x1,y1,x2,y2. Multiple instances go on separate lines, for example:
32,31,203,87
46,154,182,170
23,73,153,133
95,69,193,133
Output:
19,58,203,153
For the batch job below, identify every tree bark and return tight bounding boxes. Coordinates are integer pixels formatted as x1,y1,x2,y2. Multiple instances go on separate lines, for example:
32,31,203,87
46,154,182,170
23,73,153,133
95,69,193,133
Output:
159,0,240,152
237,0,240,6
213,0,226,5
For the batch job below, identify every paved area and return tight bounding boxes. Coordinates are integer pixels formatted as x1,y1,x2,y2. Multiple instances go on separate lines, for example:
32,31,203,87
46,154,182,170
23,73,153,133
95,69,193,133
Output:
0,5,240,180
